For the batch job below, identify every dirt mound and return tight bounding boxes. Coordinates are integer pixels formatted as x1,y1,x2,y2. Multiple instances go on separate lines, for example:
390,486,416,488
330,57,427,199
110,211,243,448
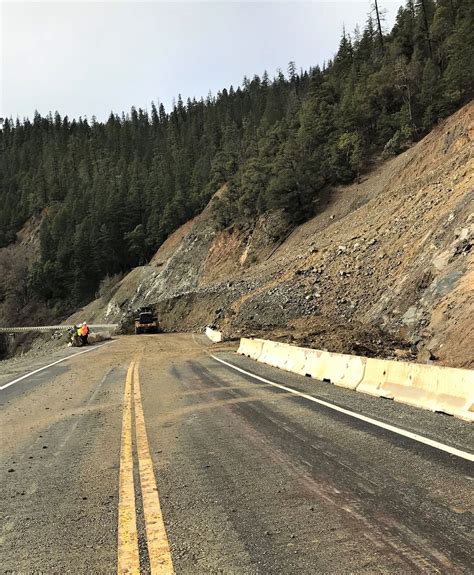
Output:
75,103,474,368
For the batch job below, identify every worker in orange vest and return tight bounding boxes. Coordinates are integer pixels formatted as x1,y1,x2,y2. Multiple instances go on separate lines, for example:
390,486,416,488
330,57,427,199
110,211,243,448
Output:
81,322,90,346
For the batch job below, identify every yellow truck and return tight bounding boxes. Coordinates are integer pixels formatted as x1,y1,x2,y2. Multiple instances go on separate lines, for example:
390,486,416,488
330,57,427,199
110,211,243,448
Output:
134,307,159,334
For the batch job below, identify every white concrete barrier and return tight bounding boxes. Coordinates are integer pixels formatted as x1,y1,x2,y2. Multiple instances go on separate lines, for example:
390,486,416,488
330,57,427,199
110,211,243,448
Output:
356,358,394,398
237,338,474,421
305,349,366,390
284,344,309,376
430,367,474,421
238,338,265,360
357,359,474,421
205,327,223,343
244,340,366,390
259,340,293,371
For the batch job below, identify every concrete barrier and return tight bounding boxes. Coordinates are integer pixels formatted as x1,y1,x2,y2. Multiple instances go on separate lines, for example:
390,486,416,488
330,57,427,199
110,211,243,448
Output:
305,349,366,390
237,337,474,421
357,360,474,421
260,340,294,371
284,344,309,376
205,327,223,343
238,340,366,389
254,341,366,390
431,367,474,421
356,358,395,398
237,338,265,360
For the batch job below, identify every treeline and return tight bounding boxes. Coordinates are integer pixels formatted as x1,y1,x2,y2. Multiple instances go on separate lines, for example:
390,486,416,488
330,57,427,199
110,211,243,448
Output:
0,0,472,315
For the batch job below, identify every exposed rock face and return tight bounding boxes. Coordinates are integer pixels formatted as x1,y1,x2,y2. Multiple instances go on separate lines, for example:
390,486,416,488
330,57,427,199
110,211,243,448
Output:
70,103,474,368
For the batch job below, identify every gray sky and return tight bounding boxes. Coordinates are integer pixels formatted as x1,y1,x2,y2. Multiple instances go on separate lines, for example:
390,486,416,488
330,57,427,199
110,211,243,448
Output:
1,1,404,122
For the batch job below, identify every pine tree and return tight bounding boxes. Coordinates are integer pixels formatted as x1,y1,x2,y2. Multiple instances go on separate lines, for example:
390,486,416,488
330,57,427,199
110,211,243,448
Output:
1,0,472,315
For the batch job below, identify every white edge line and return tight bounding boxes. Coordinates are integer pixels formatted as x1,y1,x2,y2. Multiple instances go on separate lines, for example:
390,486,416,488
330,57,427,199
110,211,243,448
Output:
210,354,474,463
0,341,114,391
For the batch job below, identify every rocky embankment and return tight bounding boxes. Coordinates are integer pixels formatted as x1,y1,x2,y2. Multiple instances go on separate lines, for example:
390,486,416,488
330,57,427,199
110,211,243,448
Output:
70,103,474,368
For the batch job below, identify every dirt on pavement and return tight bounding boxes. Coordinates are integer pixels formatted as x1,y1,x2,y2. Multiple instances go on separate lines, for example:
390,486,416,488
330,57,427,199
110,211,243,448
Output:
2,334,473,574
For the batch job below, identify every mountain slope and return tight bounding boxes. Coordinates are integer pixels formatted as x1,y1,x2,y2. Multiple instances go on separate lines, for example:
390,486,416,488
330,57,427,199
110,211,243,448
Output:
70,102,474,368
2,0,473,311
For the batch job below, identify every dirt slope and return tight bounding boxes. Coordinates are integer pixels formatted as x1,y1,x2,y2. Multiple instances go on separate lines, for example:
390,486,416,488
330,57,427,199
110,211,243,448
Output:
73,103,474,368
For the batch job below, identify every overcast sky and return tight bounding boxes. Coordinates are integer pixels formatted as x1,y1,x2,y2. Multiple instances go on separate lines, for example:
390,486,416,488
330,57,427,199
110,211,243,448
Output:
1,1,404,122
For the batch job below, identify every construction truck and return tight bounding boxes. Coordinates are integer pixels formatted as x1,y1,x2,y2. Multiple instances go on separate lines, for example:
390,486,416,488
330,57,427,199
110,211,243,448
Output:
134,307,159,334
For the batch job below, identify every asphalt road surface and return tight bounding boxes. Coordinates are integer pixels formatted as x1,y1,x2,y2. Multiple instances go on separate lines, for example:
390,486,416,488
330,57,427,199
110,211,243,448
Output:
1,334,473,574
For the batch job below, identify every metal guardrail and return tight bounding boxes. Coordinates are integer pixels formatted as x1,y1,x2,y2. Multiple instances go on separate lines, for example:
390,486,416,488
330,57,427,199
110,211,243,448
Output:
0,324,118,334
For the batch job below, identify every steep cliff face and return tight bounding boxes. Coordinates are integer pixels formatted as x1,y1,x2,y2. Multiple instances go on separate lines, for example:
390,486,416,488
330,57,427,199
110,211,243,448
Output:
70,103,474,368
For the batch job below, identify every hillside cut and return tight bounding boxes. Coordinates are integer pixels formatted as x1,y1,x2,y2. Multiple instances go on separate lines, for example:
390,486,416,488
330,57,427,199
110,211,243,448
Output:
70,103,474,368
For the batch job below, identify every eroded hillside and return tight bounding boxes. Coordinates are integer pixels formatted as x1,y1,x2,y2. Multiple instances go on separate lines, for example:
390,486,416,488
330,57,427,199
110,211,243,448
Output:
70,103,474,368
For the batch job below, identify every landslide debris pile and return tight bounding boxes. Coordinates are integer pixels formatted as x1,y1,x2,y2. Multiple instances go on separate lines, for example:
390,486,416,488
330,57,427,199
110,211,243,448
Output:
71,103,474,368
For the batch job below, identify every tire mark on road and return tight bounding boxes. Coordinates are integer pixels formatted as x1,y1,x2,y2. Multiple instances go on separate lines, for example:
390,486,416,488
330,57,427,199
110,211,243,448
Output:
188,359,470,572
52,367,116,459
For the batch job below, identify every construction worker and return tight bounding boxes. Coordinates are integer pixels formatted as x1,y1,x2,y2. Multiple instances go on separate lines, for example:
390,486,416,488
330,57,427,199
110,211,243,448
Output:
67,326,77,346
80,322,90,346
76,324,83,346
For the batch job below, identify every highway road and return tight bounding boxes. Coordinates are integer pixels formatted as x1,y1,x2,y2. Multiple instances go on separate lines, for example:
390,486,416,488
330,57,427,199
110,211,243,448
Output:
1,334,473,574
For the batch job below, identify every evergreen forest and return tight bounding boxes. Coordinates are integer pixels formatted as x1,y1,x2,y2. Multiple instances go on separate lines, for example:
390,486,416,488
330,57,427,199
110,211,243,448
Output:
0,0,472,321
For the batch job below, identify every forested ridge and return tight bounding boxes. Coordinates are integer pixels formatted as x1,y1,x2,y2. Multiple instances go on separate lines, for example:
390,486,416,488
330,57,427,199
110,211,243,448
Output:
0,0,472,322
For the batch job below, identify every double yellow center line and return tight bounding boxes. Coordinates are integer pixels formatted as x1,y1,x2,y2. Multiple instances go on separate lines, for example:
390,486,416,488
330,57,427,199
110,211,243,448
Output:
118,358,174,574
